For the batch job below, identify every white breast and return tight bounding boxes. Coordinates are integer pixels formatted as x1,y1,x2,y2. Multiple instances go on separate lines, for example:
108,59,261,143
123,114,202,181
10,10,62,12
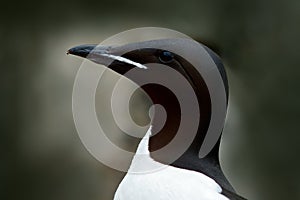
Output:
114,127,229,200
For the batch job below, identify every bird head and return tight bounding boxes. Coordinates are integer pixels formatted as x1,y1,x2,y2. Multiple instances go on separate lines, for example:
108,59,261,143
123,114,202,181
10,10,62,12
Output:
68,38,228,162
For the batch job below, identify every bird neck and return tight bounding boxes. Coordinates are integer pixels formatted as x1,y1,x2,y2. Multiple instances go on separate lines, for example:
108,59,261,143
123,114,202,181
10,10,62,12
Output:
138,82,234,192
133,124,234,193
140,80,219,164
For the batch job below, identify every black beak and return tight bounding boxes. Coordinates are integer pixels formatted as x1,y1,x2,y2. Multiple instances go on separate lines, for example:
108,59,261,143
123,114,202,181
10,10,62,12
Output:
67,44,98,58
67,42,148,73
67,44,119,67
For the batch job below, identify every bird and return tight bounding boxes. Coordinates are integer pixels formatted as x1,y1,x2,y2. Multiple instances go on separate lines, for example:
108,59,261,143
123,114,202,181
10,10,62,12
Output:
68,37,247,200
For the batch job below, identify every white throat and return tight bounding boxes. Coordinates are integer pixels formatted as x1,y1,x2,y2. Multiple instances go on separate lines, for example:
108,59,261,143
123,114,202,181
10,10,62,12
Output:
127,126,166,174
114,126,229,200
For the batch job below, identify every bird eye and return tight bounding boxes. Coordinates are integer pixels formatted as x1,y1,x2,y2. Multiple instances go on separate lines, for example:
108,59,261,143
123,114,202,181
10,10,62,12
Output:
159,51,174,63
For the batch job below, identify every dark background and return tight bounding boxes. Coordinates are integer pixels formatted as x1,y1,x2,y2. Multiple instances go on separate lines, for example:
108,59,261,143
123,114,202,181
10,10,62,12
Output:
2,0,300,199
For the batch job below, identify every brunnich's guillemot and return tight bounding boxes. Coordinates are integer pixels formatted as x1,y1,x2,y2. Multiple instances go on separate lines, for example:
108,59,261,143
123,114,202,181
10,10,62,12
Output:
68,38,247,200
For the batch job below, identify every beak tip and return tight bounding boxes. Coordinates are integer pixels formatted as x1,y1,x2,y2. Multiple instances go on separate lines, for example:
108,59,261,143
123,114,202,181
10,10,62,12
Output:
66,45,97,58
67,47,75,55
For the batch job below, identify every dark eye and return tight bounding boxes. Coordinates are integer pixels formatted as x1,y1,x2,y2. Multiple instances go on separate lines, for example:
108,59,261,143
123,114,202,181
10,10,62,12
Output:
159,51,174,63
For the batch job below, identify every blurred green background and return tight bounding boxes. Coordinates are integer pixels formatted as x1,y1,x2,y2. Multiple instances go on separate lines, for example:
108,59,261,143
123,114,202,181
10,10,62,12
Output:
2,0,300,199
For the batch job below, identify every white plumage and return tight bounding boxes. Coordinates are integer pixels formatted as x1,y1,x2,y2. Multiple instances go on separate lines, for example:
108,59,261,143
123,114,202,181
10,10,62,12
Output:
114,126,229,200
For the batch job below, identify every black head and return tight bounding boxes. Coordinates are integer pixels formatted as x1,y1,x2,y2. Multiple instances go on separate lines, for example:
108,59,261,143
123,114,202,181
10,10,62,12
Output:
68,38,228,161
